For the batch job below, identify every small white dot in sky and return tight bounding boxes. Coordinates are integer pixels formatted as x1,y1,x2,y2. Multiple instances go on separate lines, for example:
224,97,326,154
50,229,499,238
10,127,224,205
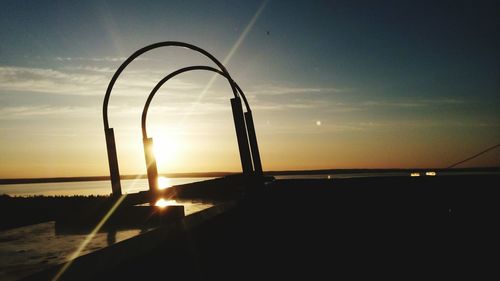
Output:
316,120,322,126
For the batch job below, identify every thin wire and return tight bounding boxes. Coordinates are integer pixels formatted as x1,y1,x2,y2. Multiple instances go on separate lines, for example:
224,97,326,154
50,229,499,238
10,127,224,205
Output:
447,143,500,169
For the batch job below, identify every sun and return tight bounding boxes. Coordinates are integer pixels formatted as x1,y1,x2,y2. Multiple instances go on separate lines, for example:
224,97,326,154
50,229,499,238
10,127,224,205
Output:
157,176,172,190
152,134,183,169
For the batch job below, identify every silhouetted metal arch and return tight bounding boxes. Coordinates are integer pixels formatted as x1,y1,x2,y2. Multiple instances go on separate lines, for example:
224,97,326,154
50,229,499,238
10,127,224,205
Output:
102,42,256,196
140,65,263,191
103,41,239,129
141,65,250,139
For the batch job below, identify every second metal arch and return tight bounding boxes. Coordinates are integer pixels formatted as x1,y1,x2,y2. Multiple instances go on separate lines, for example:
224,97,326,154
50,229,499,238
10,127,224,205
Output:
141,65,251,139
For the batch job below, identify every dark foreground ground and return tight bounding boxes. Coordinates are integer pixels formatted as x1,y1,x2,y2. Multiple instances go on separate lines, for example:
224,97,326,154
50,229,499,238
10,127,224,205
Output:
17,174,500,280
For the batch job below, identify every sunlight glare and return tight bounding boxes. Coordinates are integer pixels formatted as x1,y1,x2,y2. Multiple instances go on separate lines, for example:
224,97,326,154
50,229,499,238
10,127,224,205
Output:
155,198,178,208
157,176,172,190
152,134,182,169
178,0,269,125
51,194,127,281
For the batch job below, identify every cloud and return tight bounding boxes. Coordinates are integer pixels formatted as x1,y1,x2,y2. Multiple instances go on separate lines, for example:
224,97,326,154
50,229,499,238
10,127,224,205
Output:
266,118,499,136
63,66,116,73
54,56,141,62
420,98,466,105
0,102,227,120
247,84,352,96
108,101,229,118
261,121,379,135
252,103,322,111
363,101,424,108
363,98,466,108
0,105,98,119
0,66,201,96
0,66,105,95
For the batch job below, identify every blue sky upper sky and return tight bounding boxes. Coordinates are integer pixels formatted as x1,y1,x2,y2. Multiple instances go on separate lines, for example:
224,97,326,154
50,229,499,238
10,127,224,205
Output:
1,0,499,177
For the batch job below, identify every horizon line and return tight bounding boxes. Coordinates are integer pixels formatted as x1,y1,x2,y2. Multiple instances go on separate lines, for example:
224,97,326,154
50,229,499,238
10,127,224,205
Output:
1,166,499,185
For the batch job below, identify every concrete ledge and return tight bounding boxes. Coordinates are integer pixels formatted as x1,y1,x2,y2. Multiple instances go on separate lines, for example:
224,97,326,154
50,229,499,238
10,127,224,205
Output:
55,205,185,233
20,202,235,281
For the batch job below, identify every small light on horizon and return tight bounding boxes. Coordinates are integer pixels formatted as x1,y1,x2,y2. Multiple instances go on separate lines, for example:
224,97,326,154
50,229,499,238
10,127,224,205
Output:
425,171,437,176
316,120,322,126
410,172,420,177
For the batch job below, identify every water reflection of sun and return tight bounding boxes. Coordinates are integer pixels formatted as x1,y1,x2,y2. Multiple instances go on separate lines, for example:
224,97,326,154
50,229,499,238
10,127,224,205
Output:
155,198,177,208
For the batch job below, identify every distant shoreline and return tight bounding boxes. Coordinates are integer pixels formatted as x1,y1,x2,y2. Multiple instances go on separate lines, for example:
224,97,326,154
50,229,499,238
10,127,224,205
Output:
1,167,499,185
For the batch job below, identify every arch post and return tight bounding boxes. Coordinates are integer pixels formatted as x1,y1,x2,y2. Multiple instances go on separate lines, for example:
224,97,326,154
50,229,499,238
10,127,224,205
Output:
143,138,159,194
244,111,263,176
105,128,122,197
231,97,254,175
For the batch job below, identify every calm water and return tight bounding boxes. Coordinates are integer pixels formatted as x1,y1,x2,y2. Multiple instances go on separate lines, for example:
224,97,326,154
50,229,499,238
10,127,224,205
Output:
0,174,400,196
0,177,213,196
2,171,499,197
2,171,498,196
0,222,142,281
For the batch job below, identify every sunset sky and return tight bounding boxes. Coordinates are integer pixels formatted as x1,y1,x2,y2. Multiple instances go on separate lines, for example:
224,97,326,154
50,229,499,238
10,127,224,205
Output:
1,0,499,178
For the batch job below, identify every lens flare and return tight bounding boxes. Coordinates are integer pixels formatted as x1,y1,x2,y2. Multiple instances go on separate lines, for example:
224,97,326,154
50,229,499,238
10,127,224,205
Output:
155,198,177,208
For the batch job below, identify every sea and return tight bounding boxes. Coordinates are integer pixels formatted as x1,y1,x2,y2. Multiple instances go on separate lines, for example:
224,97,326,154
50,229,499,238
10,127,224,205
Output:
0,177,213,197
0,170,496,197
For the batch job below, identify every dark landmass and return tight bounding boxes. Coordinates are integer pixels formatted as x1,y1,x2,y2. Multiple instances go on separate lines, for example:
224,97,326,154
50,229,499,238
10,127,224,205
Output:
0,194,110,230
17,173,500,280
265,166,500,175
0,192,184,231
0,175,249,230
1,166,498,185
0,172,234,185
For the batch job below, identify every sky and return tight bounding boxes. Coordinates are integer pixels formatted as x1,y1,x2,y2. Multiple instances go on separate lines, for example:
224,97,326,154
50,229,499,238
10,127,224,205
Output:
0,0,499,178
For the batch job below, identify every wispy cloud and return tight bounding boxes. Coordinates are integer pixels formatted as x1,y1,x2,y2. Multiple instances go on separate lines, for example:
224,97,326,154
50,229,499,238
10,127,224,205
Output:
0,66,105,95
0,66,201,96
54,56,142,62
363,98,466,108
247,84,352,96
420,98,466,105
252,102,324,111
261,121,381,134
265,119,498,136
0,101,228,120
0,105,98,119
363,101,424,108
108,102,229,118
63,66,116,73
